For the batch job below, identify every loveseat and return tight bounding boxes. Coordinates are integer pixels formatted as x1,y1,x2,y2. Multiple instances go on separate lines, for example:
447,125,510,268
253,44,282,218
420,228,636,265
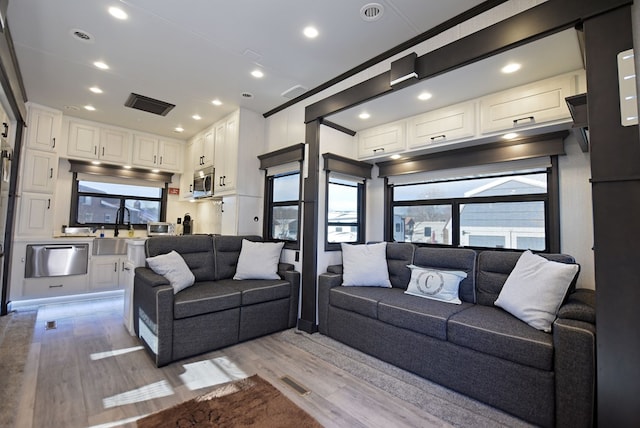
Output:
133,234,299,367
318,243,596,427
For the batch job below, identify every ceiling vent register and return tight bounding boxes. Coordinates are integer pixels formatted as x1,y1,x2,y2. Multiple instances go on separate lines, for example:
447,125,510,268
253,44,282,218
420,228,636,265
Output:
124,93,175,116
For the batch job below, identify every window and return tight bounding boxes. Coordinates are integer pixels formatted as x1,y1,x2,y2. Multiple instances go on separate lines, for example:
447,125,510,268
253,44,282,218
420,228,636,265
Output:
326,173,365,249
266,172,301,244
389,171,554,251
71,178,165,227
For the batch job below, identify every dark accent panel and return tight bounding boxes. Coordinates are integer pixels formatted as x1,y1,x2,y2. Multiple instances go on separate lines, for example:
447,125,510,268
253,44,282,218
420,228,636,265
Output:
583,6,640,427
565,93,589,152
0,21,27,121
390,52,418,87
547,156,560,253
319,119,356,136
299,120,320,333
68,160,173,183
322,153,372,179
264,0,510,119
258,143,305,170
376,131,567,177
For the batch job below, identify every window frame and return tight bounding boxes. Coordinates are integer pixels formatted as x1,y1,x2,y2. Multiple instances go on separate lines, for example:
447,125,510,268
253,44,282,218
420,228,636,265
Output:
324,172,366,251
69,172,168,229
264,170,302,249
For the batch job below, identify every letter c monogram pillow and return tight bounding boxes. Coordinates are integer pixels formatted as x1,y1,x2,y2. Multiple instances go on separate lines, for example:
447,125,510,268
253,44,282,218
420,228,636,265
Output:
404,264,467,304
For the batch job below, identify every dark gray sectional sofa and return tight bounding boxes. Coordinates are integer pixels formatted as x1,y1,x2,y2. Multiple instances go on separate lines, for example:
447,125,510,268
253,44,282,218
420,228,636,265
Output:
133,234,299,367
318,243,596,428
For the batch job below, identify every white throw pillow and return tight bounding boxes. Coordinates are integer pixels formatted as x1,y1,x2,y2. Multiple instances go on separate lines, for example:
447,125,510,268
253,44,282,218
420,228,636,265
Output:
494,250,579,332
404,265,467,304
233,239,284,280
341,242,391,288
146,250,195,294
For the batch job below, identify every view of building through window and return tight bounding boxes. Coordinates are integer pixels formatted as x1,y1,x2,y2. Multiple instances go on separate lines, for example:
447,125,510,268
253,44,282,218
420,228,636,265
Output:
327,176,360,244
270,173,300,241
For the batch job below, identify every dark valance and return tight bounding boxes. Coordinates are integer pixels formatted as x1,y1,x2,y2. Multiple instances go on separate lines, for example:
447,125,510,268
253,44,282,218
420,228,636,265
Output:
68,160,173,183
323,153,372,179
258,143,305,170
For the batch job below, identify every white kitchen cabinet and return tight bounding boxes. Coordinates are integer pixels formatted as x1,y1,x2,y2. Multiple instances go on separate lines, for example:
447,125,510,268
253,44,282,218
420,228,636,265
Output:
90,256,128,291
132,134,182,172
100,128,132,164
21,148,58,194
67,120,132,164
479,73,575,134
214,113,239,194
357,120,406,160
16,192,54,237
194,129,214,171
25,104,61,151
408,102,476,149
22,275,87,299
67,120,100,160
180,139,195,200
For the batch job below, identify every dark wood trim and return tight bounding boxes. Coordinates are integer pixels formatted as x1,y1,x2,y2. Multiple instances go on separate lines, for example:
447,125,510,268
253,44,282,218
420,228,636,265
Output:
376,131,568,178
263,0,510,119
0,24,27,121
319,119,356,137
547,156,561,253
68,160,173,183
322,153,372,179
258,143,305,170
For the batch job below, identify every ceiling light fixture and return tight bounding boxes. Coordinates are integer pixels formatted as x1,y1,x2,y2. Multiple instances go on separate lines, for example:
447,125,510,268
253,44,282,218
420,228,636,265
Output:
390,154,401,160
501,63,521,74
123,165,132,169
84,105,96,111
417,92,432,101
89,86,103,94
503,132,519,139
192,115,201,120
91,161,101,165
93,61,109,70
212,99,222,106
303,26,319,39
251,70,264,78
152,169,160,173
108,7,128,20
174,127,184,133
359,112,370,120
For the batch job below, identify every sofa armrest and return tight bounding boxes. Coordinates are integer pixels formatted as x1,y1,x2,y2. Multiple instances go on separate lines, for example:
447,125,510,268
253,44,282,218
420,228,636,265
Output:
318,269,343,335
557,288,595,324
133,267,175,367
281,269,301,328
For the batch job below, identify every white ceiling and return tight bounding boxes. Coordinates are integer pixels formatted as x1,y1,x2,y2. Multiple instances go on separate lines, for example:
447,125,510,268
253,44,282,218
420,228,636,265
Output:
7,0,489,139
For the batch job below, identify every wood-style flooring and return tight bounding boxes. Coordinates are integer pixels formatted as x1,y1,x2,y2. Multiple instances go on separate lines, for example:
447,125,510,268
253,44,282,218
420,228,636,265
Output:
13,297,507,428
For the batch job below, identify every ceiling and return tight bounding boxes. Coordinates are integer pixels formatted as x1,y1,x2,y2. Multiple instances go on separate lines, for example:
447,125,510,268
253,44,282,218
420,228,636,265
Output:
7,0,491,140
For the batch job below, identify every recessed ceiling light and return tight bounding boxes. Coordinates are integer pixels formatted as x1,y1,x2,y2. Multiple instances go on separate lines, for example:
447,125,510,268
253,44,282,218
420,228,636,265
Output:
359,112,370,120
251,69,264,78
175,127,184,133
417,92,432,101
89,86,103,94
84,105,96,111
390,154,401,160
503,132,519,139
151,169,160,173
212,99,222,106
93,61,109,70
91,160,101,165
108,7,128,20
123,165,132,169
501,63,521,74
192,115,201,120
303,26,319,38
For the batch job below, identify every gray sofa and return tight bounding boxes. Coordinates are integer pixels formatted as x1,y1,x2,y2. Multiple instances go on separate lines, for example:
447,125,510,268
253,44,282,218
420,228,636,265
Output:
133,234,300,367
318,243,596,428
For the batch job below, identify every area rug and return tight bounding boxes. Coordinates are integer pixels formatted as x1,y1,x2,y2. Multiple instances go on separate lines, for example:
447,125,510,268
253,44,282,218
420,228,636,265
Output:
136,374,322,428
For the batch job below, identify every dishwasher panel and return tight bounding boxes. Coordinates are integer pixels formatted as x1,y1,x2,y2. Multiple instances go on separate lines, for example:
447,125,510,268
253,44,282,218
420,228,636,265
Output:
25,243,89,278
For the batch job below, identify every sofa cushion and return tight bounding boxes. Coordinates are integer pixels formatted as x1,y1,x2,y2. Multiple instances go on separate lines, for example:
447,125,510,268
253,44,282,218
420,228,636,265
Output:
412,247,477,303
329,286,395,319
386,242,415,289
214,235,263,280
448,305,554,371
173,282,241,319
405,265,467,304
341,242,391,287
217,278,291,305
146,250,195,294
378,290,472,340
146,235,215,282
233,239,284,280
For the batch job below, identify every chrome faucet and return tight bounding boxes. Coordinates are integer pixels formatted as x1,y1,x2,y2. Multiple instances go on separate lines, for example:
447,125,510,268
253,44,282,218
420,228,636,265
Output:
114,207,130,237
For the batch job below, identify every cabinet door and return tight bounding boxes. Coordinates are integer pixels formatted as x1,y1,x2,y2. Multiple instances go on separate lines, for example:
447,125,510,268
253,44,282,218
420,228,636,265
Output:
67,121,100,160
192,134,204,170
17,192,54,237
90,256,122,291
22,149,58,193
26,107,61,151
158,139,182,172
408,102,476,149
132,135,159,168
357,121,406,159
201,129,214,168
479,74,573,134
214,116,238,193
181,140,195,199
100,128,132,164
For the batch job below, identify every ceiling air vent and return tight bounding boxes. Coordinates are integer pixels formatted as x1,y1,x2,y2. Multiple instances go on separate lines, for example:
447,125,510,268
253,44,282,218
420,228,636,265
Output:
281,85,308,99
360,3,384,22
124,93,175,116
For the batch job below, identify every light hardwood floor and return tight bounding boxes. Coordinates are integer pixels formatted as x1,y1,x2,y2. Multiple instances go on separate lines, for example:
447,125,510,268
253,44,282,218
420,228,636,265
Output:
13,297,514,428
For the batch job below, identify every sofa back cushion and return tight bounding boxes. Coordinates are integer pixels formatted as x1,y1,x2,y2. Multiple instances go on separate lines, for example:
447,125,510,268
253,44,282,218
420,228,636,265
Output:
476,250,577,306
386,242,416,289
412,247,477,303
214,235,262,280
145,235,215,282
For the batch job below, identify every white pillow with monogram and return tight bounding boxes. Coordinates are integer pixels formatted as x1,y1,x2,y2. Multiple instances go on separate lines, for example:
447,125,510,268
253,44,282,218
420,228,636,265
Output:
404,265,467,304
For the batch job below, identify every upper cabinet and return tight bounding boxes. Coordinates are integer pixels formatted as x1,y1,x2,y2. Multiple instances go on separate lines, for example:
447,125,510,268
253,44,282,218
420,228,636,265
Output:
21,149,58,194
25,104,61,151
408,101,476,149
66,120,132,165
131,134,182,172
357,120,406,160
478,73,576,134
214,112,238,194
193,129,214,171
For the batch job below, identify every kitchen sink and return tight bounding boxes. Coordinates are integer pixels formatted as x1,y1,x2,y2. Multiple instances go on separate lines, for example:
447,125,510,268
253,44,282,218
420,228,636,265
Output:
92,238,129,255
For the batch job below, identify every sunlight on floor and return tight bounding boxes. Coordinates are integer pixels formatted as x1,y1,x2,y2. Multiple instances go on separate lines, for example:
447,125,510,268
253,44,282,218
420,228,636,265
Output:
180,356,248,391
102,380,174,409
90,346,144,361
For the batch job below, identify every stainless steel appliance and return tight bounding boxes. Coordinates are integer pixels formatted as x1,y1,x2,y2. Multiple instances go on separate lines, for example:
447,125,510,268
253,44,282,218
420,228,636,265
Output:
25,243,89,278
147,222,175,236
193,166,214,199
182,213,192,235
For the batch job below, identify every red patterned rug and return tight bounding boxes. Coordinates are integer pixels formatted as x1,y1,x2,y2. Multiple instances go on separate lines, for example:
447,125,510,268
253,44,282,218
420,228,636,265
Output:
136,374,322,428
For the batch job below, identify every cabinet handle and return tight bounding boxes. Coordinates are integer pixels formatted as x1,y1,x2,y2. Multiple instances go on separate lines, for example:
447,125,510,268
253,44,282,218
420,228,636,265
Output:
513,116,535,125
94,146,97,155
2,122,8,138
114,262,118,272
372,148,385,153
219,176,223,187
153,155,157,164
122,261,125,271
189,184,193,192
102,147,105,156
49,168,53,179
52,138,56,148
123,266,131,271
48,284,63,288
430,134,446,141
47,199,51,209
159,156,163,165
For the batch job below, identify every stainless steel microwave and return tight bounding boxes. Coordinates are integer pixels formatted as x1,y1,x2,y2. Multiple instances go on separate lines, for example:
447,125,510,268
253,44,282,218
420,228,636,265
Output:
147,222,175,236
193,166,214,199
